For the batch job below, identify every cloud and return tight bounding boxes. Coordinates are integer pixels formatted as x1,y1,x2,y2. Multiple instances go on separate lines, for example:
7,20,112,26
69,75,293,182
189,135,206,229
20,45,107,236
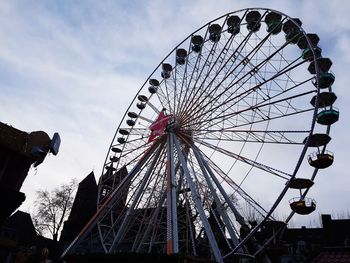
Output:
0,0,348,230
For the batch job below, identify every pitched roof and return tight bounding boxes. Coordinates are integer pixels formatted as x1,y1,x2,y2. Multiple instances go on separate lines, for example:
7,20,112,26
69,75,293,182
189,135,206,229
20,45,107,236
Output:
2,210,37,244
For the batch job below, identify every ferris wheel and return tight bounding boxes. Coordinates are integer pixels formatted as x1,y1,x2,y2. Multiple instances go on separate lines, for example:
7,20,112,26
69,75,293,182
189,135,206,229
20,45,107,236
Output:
63,8,338,262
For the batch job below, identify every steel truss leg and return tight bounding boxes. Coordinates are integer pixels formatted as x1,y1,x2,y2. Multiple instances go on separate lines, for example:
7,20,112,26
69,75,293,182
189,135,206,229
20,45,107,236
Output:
194,145,271,263
193,145,246,226
108,142,165,253
61,141,161,257
166,133,179,254
173,134,223,263
191,146,242,252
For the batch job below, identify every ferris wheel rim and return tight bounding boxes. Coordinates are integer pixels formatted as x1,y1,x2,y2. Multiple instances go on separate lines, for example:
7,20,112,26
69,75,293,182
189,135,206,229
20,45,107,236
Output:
99,6,321,188
95,7,333,259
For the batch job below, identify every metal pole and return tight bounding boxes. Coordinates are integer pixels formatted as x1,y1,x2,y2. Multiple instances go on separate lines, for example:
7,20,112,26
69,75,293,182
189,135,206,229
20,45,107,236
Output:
173,134,223,263
166,133,179,254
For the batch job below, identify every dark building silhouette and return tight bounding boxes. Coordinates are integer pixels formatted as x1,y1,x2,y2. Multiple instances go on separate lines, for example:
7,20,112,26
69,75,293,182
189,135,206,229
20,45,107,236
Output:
321,214,350,247
0,211,56,262
1,211,36,246
256,215,350,262
60,172,98,246
98,165,128,206
0,172,99,262
60,171,105,255
0,122,60,224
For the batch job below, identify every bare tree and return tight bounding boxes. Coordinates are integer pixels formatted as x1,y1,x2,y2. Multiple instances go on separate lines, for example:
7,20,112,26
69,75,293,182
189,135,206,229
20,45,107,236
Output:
241,202,263,226
32,179,77,241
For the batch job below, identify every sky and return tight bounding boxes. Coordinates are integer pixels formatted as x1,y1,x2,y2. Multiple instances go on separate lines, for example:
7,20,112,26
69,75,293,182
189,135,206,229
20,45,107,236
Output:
1,0,349,228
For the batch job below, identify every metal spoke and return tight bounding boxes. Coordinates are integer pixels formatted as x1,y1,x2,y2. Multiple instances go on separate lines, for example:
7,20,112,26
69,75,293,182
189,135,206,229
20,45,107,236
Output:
194,129,309,145
186,89,315,130
194,138,292,180
180,28,301,124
